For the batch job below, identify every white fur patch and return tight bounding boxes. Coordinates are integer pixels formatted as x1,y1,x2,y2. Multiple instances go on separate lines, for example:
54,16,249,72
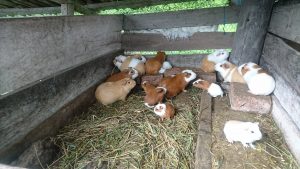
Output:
162,61,172,69
208,83,223,97
144,103,155,108
130,68,139,79
182,70,196,82
159,68,166,73
153,103,166,117
128,58,141,68
207,49,229,63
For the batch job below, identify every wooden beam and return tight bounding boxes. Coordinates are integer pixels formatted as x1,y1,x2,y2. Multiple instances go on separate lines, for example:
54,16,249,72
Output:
124,6,240,30
122,32,235,51
268,4,300,44
0,7,61,16
230,0,274,65
61,3,74,16
86,0,195,10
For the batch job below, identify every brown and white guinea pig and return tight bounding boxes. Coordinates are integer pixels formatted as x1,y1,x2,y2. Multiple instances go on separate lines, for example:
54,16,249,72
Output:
95,78,136,105
238,62,275,95
113,55,146,75
223,120,262,149
106,68,139,82
159,70,196,98
200,49,229,73
193,79,223,97
145,51,166,75
153,103,175,121
141,81,167,108
215,61,246,83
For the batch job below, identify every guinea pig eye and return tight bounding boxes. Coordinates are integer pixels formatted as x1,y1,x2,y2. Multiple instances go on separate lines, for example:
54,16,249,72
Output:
127,81,131,84
221,52,224,55
251,131,254,133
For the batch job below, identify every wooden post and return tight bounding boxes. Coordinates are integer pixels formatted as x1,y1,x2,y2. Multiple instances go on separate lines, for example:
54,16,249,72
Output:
61,3,74,16
229,0,274,65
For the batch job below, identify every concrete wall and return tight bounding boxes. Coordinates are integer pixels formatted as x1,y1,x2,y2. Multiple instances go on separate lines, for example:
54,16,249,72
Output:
261,3,300,164
0,15,122,96
0,15,122,163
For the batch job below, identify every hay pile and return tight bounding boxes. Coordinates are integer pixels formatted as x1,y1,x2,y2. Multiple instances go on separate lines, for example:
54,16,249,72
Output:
50,88,202,169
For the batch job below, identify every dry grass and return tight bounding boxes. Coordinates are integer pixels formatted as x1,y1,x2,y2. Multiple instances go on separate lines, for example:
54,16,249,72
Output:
50,87,202,169
211,96,299,169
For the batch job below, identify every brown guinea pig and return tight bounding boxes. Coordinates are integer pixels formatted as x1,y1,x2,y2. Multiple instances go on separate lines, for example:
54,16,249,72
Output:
95,78,136,105
141,81,167,108
158,70,196,98
145,51,166,75
153,103,175,121
106,68,138,82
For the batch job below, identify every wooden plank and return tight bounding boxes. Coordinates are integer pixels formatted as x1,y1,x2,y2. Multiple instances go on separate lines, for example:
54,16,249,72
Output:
271,96,300,164
195,92,212,169
124,6,240,30
262,33,300,94
0,15,122,95
230,0,274,65
0,7,60,16
0,50,122,163
268,4,300,44
61,3,74,16
86,0,195,10
122,32,235,51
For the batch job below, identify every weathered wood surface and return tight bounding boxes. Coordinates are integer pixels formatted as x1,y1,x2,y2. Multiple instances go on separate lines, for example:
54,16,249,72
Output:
0,15,122,95
230,0,274,65
262,33,300,94
195,92,212,169
271,96,300,164
124,6,239,30
0,50,121,163
268,4,300,44
61,3,74,16
0,7,61,16
122,32,235,51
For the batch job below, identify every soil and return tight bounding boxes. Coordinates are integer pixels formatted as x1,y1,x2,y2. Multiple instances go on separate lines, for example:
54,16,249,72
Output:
211,96,299,169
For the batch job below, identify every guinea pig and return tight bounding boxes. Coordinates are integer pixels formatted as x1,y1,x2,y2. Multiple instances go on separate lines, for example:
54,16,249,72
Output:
95,78,136,105
215,61,246,83
158,61,173,74
153,102,175,121
223,120,262,149
200,49,229,73
145,51,166,75
113,55,145,75
193,79,223,97
238,62,275,95
106,68,138,82
159,69,196,98
141,81,167,108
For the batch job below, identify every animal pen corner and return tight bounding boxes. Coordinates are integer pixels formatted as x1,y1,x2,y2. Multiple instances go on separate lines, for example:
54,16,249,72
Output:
0,0,300,168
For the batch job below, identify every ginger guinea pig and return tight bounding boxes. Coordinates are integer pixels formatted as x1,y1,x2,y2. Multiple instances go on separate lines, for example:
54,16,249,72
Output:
153,103,175,121
215,61,246,83
238,62,275,95
95,78,136,105
159,70,196,98
223,120,262,149
114,55,146,75
193,79,223,97
200,49,229,73
141,81,167,108
106,68,138,82
145,51,166,75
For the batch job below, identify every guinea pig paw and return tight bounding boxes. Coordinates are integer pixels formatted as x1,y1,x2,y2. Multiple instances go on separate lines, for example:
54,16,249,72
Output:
183,89,187,92
249,143,256,149
242,143,249,148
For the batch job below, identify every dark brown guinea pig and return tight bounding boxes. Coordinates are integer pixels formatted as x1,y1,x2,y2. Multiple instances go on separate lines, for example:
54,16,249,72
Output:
141,81,167,108
158,70,196,98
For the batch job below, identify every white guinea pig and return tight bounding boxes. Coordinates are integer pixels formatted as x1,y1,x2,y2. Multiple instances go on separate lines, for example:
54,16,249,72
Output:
223,120,262,149
238,62,275,95
200,49,229,73
215,61,246,83
193,79,223,97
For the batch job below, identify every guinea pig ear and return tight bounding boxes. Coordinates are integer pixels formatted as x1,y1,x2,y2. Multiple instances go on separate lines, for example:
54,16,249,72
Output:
223,63,230,69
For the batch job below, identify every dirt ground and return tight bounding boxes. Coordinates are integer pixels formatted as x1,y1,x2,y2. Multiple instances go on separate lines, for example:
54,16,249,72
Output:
211,96,299,169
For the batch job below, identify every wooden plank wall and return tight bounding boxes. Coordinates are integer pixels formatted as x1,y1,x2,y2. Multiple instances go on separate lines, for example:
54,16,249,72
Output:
122,6,239,67
261,3,300,164
0,15,122,96
0,15,123,163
